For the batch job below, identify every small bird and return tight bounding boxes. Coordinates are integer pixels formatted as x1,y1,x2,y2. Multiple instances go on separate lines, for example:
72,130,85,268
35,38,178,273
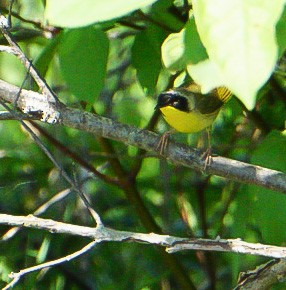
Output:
155,83,232,164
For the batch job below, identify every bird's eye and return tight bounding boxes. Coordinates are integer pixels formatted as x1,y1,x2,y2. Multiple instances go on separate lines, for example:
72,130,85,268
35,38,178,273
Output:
172,101,179,107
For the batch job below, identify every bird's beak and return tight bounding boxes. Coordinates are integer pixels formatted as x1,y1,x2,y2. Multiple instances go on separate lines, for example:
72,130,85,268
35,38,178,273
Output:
155,92,170,111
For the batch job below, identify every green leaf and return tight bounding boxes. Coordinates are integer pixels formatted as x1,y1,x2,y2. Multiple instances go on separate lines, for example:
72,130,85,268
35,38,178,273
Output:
149,0,185,32
248,131,286,244
58,27,109,103
36,237,51,263
161,17,207,72
184,17,208,64
189,0,286,110
32,33,62,90
276,5,286,57
187,59,225,93
45,0,158,28
132,25,167,93
161,28,187,72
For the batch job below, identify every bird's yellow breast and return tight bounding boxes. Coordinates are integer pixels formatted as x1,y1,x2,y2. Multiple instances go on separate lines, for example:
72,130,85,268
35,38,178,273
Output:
160,106,219,133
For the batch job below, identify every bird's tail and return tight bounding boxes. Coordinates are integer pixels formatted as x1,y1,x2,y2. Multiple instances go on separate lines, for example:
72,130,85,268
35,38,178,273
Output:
216,87,232,103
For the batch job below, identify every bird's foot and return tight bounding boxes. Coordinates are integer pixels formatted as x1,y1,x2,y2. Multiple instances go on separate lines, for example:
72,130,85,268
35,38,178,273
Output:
200,147,213,170
157,131,172,155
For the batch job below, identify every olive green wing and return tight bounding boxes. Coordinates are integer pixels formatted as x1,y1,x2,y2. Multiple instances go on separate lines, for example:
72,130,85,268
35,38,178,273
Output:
195,92,224,114
175,84,232,114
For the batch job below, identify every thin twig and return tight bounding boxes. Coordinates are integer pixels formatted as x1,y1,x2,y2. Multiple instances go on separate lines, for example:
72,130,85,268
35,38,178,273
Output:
0,4,46,31
28,121,119,185
0,110,41,120
129,110,160,180
3,240,98,290
0,188,72,241
7,0,14,28
0,14,104,225
0,15,59,104
0,100,102,227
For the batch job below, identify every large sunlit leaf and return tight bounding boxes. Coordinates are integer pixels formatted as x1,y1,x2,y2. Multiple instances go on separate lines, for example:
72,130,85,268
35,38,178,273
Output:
187,59,226,93
161,28,187,72
189,0,286,110
162,17,207,72
58,27,109,102
45,0,158,28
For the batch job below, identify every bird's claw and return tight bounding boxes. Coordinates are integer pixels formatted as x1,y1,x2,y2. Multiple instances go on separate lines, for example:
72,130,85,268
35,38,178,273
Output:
157,131,171,155
200,147,213,170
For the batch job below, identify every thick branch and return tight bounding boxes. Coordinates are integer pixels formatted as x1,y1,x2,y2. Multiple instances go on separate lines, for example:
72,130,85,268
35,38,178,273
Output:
1,214,286,259
0,79,285,193
234,259,286,290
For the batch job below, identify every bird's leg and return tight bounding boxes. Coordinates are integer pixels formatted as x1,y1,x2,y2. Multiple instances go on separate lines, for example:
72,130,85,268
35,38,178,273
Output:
200,127,213,169
157,129,176,155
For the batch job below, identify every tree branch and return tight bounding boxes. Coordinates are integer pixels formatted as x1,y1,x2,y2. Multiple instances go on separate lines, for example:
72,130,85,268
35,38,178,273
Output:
234,259,286,290
0,78,285,193
0,17,58,99
1,214,286,259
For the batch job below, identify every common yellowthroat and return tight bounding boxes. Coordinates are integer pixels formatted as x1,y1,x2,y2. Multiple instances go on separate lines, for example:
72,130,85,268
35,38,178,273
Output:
155,83,232,160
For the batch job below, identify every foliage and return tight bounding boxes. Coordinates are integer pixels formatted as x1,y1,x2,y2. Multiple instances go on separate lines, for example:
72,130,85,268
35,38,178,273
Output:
0,0,285,289
190,0,286,109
